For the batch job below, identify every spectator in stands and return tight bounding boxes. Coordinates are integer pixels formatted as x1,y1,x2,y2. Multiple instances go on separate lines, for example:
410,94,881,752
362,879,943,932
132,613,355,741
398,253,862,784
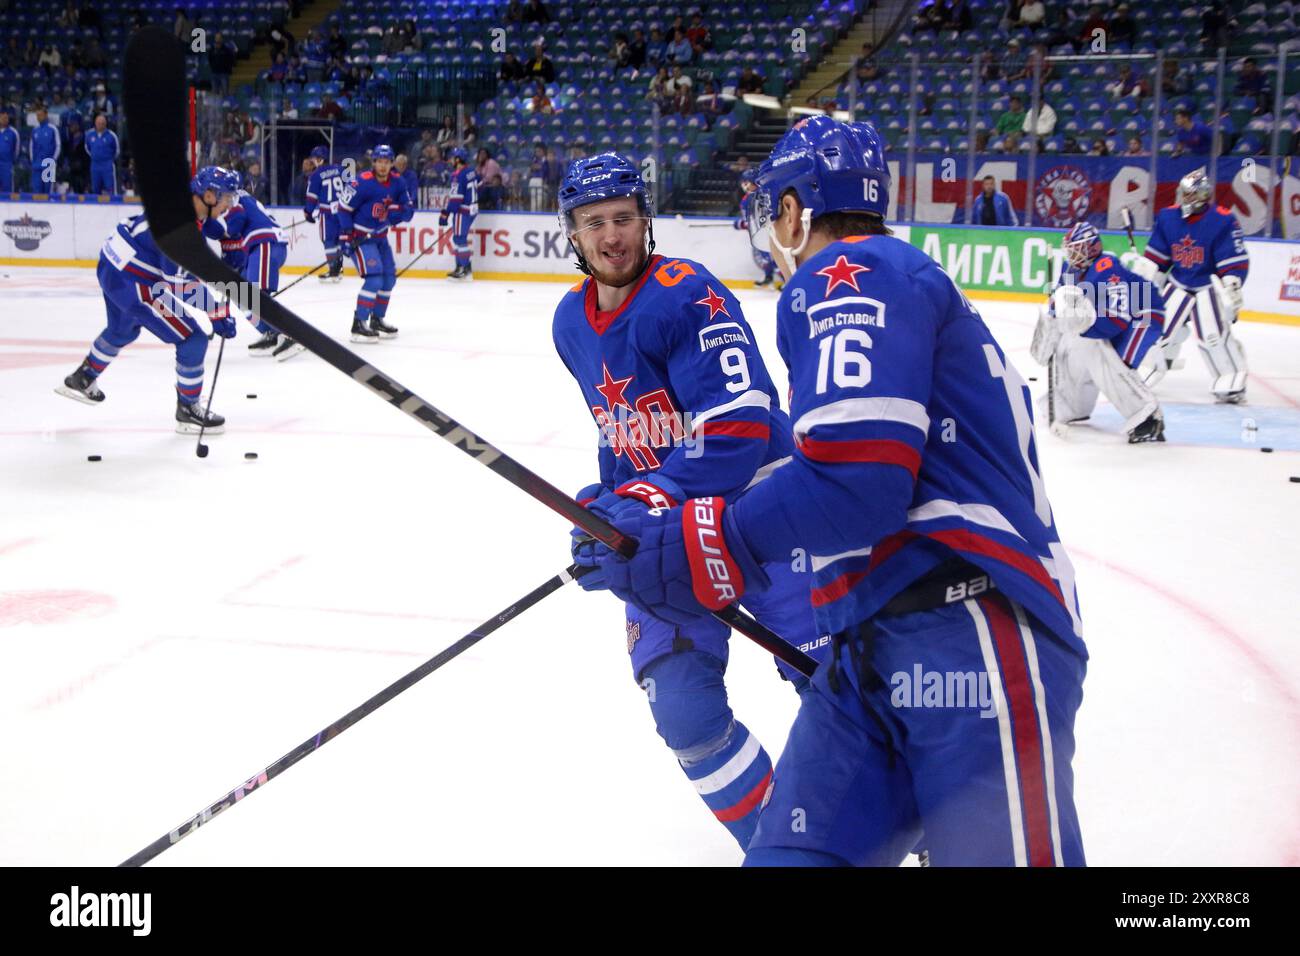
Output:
462,116,479,148
526,41,556,84
64,118,87,192
667,28,693,65
1108,63,1149,100
86,83,115,119
21,38,38,66
1123,136,1145,156
5,37,20,67
243,160,269,203
647,27,668,68
1016,0,1046,27
697,80,725,126
629,29,647,72
292,156,313,205
38,44,62,74
853,43,881,85
173,8,193,43
269,53,289,85
973,128,991,152
739,66,765,95
506,0,524,24
278,98,299,120
1171,106,1213,156
648,66,670,106
395,152,418,199
611,33,633,71
300,30,326,82
915,0,944,32
943,0,973,31
436,114,456,147
382,24,405,58
523,0,551,25
1089,137,1109,157
1061,134,1083,154
410,128,436,160
1024,98,1057,139
268,26,295,62
1161,60,1191,98
1026,43,1054,83
666,65,693,114
1003,38,1027,81
82,36,106,71
1000,131,1023,153
972,175,1017,226
500,51,527,82
1109,3,1136,46
315,94,344,123
997,96,1026,136
327,24,348,62
1201,1,1233,51
209,32,235,96
531,82,555,115
686,12,713,54
527,143,550,211
1236,58,1270,113
477,147,504,209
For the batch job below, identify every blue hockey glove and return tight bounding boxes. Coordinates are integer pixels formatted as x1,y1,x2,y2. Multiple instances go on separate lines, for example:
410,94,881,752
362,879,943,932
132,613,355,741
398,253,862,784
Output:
438,212,449,228
303,207,316,223
338,233,355,259
219,239,246,272
570,482,612,591
209,302,237,339
596,497,769,626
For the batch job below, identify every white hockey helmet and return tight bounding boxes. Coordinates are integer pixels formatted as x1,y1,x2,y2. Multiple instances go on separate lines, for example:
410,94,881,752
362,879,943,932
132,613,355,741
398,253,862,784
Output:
1176,167,1212,219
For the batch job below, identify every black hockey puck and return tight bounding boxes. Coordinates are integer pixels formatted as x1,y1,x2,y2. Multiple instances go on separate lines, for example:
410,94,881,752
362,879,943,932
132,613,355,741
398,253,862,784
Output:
87,455,101,462
1290,476,1300,483
244,452,258,460
1261,447,1274,453
1028,376,1038,382
246,393,257,399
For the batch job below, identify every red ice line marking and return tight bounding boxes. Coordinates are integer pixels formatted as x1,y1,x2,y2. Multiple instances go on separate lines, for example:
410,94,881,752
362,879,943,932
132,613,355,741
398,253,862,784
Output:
1070,545,1300,864
222,554,306,599
0,589,115,627
223,596,483,627
0,338,168,350
1248,373,1300,410
0,537,37,557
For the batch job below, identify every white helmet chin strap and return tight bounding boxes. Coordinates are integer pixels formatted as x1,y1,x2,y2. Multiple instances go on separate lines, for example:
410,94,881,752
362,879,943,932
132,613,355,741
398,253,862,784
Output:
771,207,813,278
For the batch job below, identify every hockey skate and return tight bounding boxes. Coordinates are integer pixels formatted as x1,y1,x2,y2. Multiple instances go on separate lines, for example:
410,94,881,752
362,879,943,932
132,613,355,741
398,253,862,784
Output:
272,336,306,362
320,258,344,282
754,274,774,288
351,318,379,343
55,362,105,404
447,264,473,281
248,330,280,357
1128,412,1166,444
175,400,224,435
370,317,399,339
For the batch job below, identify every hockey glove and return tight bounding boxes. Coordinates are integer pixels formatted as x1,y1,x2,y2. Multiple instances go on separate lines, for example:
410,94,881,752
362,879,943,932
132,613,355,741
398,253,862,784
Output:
596,497,769,627
570,482,612,592
1051,284,1096,334
1218,274,1244,312
338,233,356,259
1121,251,1163,285
219,239,246,272
209,302,237,339
438,212,449,228
303,207,316,223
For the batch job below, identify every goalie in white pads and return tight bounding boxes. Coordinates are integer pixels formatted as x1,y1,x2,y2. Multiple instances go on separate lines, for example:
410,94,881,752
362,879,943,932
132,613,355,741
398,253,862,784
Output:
1121,168,1249,403
1033,222,1166,443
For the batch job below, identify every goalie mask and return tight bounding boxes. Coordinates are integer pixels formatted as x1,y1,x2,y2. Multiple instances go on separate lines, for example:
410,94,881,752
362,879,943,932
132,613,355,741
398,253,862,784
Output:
1176,167,1212,219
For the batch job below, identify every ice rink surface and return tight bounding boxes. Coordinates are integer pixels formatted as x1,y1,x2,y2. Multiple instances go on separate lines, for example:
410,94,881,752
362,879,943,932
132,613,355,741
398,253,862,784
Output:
2,264,1299,866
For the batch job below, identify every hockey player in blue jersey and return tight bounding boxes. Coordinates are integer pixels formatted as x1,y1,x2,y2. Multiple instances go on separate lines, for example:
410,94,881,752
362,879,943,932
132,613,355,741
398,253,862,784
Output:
29,107,60,195
1032,222,1166,442
338,144,413,342
1125,167,1250,403
85,114,120,195
554,153,826,849
303,145,351,282
734,170,776,288
55,210,231,434
0,110,18,193
439,147,479,281
195,165,303,362
592,117,1088,866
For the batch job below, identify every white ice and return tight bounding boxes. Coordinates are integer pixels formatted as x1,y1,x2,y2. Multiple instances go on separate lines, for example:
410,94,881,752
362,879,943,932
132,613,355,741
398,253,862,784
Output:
1,265,1298,866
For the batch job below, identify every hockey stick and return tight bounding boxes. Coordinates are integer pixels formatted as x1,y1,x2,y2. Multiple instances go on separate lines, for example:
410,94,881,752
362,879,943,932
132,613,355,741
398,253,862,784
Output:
272,259,329,297
123,27,815,678
395,236,438,279
195,334,225,458
119,563,593,866
687,222,739,228
1120,206,1138,252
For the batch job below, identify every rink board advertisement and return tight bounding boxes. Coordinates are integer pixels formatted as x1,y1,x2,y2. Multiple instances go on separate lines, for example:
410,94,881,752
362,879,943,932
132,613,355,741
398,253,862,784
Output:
2,198,1297,321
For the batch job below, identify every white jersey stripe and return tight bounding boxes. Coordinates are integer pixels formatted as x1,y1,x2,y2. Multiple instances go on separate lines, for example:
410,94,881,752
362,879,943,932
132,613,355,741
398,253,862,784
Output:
907,499,1024,539
793,396,930,441
964,598,1029,866
693,389,771,428
690,729,762,796
743,455,792,490
810,546,873,573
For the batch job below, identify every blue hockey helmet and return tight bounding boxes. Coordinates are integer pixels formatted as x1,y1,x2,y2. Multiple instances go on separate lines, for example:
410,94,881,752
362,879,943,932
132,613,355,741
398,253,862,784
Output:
557,152,655,276
1062,221,1103,271
739,167,758,188
748,116,890,273
447,146,469,163
309,145,329,161
190,165,241,198
371,144,395,161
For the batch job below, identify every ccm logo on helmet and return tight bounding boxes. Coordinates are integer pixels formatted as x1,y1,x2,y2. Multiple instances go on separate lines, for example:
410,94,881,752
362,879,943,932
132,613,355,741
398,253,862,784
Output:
689,497,739,605
580,172,615,185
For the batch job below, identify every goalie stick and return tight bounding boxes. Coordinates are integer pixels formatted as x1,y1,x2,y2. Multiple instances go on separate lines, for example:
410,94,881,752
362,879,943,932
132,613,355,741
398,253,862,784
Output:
120,564,593,866
1120,206,1138,252
123,26,815,678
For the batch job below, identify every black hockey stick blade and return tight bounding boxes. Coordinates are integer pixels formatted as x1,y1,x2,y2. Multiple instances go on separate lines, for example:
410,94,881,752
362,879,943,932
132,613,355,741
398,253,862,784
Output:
123,27,816,678
120,564,591,866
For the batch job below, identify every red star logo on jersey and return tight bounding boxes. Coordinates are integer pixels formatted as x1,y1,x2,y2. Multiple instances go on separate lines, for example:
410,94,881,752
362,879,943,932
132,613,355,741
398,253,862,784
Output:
815,255,870,296
594,363,635,410
695,285,730,321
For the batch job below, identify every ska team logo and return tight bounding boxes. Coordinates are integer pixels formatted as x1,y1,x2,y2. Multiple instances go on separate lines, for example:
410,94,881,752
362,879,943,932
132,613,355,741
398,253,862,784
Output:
1034,166,1093,228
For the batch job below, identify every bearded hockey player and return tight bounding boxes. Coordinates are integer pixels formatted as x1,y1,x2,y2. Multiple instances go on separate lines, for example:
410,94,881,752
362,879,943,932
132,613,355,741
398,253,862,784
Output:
1033,222,1167,443
592,118,1088,867
552,153,826,850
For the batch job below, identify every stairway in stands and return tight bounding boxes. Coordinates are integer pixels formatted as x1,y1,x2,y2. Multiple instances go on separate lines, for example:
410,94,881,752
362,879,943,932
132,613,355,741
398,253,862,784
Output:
229,0,344,94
